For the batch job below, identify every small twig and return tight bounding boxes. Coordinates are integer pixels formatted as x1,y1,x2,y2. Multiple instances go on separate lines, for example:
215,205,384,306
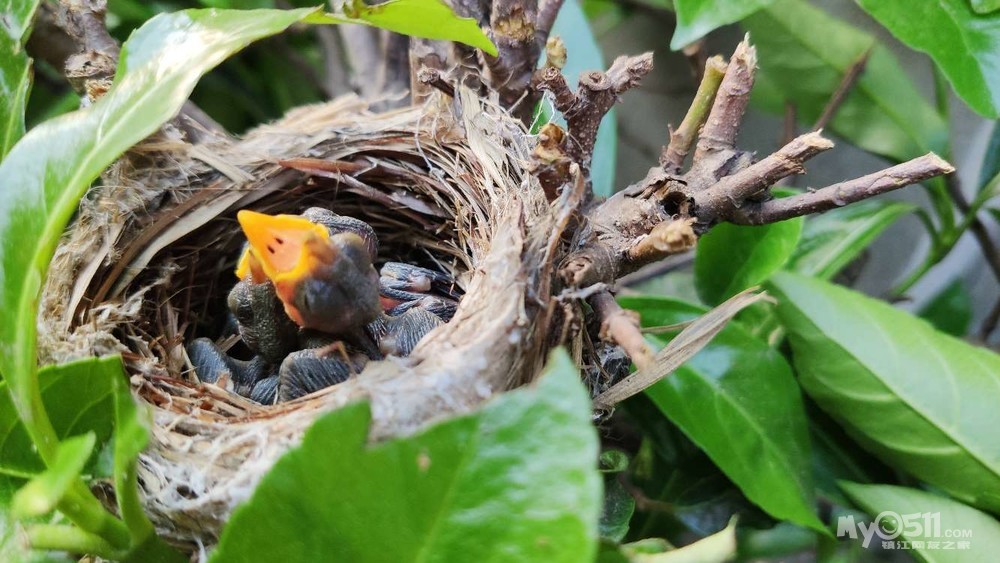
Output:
417,67,456,98
781,102,797,147
589,290,655,370
980,296,1000,341
593,289,767,407
626,218,697,263
617,253,694,287
661,56,727,173
535,0,566,51
693,131,835,224
535,53,653,185
727,153,955,225
813,47,871,131
943,174,1000,287
692,35,756,163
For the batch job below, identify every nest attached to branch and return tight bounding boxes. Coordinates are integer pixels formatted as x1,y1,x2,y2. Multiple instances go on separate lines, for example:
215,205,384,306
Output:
38,90,566,544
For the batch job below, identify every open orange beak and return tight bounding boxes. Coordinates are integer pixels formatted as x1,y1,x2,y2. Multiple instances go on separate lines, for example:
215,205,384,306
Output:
236,210,333,286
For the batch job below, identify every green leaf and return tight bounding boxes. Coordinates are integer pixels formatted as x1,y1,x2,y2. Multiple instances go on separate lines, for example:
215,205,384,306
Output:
551,0,617,198
325,0,497,56
918,280,973,337
743,0,947,162
695,218,803,305
0,5,324,467
788,200,915,280
839,482,1000,561
600,476,635,542
0,0,41,158
213,349,601,562
671,0,776,50
770,272,1000,514
12,433,96,519
971,0,1000,15
619,296,825,533
621,518,737,562
856,0,1000,119
0,357,117,478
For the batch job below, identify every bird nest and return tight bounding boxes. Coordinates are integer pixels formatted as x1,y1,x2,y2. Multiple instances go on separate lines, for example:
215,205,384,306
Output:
37,90,565,545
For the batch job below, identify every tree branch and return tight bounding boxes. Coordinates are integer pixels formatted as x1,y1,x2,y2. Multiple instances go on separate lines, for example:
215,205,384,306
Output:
534,53,654,186
693,131,835,225
589,290,654,370
484,0,541,122
813,47,871,131
726,153,955,225
692,35,756,164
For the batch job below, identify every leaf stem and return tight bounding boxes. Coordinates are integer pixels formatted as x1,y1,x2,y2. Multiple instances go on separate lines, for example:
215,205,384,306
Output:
23,524,126,560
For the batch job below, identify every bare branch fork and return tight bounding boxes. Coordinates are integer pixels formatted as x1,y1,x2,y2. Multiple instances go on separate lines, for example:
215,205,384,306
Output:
525,36,954,401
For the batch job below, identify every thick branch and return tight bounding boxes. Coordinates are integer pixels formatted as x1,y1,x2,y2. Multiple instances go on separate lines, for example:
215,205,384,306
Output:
590,290,654,370
692,36,756,163
693,131,835,224
661,56,727,173
727,153,955,225
484,0,541,121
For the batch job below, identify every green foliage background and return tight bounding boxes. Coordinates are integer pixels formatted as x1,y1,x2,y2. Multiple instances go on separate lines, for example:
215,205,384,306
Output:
2,0,1000,561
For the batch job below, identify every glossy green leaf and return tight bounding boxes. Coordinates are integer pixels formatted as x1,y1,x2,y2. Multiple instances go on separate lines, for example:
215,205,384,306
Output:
840,482,1000,561
856,0,1000,119
0,5,324,467
743,0,947,162
971,0,1000,15
213,350,601,563
671,0,775,49
918,280,973,337
770,272,1000,513
619,296,824,533
12,433,96,519
695,218,803,305
0,0,41,158
551,0,617,197
0,357,117,477
326,0,497,56
619,519,737,562
600,476,635,541
788,200,915,280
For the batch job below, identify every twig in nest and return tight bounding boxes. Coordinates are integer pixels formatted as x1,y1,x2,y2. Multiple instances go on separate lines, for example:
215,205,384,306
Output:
417,67,456,98
661,56,727,173
589,290,654,370
682,38,708,84
725,153,955,225
593,289,768,408
813,47,871,131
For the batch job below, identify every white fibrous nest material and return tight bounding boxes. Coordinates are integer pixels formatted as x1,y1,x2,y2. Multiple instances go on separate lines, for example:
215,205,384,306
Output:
37,90,566,545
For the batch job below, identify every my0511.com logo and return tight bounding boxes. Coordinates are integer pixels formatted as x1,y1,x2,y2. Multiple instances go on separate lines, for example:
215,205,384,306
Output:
837,511,973,550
